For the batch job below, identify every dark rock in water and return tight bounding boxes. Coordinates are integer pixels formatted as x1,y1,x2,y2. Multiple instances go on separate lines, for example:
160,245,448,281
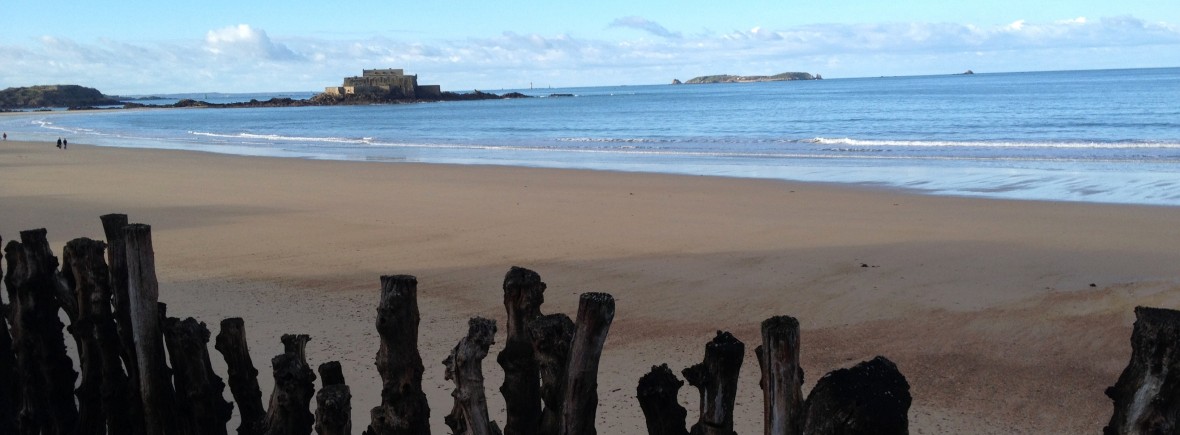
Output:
547,93,574,98
802,356,911,435
671,79,683,85
962,70,975,75
1104,306,1180,435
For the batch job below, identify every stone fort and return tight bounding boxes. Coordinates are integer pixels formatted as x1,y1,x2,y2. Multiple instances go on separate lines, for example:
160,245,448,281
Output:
324,68,442,99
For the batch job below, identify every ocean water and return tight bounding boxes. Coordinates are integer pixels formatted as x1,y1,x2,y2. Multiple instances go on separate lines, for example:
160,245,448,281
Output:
3,68,1179,205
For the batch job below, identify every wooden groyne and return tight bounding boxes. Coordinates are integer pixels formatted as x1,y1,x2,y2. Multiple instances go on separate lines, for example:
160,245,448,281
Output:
0,214,1171,434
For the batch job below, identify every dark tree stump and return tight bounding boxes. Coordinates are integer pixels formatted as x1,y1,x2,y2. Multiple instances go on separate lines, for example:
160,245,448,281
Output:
62,237,134,435
0,234,19,435
124,223,176,435
101,213,145,435
529,313,575,435
263,334,317,435
364,275,431,435
497,266,545,435
444,317,502,435
757,316,804,435
560,292,615,435
1105,306,1180,434
636,364,689,435
163,317,232,435
801,356,911,435
4,229,79,435
315,361,352,435
216,317,267,435
683,331,744,435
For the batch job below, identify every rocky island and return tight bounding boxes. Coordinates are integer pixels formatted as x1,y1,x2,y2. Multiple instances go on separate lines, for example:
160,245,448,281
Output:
675,71,822,85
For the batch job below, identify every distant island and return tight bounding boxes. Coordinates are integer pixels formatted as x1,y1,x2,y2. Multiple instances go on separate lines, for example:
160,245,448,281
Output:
0,85,122,109
674,72,822,85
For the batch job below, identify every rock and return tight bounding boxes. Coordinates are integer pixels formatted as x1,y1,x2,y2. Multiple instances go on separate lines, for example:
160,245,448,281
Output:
671,79,683,85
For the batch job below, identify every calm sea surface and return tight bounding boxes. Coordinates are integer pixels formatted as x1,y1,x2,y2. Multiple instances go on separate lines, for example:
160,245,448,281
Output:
4,68,1179,205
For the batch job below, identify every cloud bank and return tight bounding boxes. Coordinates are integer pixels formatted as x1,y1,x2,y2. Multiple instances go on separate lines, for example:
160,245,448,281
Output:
1,16,1177,93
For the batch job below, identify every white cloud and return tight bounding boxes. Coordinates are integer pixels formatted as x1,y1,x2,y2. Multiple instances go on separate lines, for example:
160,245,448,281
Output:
204,24,302,61
0,17,1177,93
609,16,682,39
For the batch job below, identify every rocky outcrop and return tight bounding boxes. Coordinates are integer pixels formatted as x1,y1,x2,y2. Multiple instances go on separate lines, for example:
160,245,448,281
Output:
116,91,530,110
683,72,818,84
671,79,683,85
0,85,122,109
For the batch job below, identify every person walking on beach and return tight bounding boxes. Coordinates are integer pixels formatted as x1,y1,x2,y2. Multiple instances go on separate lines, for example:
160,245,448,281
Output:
2,132,6,141
56,138,62,149
63,138,67,149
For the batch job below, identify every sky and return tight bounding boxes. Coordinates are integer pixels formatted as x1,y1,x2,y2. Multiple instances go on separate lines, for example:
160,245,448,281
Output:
2,0,1179,94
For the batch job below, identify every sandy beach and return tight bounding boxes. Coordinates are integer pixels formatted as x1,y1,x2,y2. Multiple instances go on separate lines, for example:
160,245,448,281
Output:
3,139,1179,433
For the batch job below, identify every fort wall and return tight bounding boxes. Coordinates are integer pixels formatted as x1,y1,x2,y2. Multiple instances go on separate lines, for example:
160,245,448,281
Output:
323,68,440,99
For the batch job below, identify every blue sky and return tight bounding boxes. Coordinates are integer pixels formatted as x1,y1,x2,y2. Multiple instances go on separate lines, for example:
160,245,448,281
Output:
2,0,1178,93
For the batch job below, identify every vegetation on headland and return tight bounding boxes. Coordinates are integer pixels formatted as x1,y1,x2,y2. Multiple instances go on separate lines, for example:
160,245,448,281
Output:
0,85,122,109
676,72,821,84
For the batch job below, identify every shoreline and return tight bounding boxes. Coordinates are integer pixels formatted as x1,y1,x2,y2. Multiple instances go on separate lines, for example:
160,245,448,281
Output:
3,139,1179,433
4,123,1178,208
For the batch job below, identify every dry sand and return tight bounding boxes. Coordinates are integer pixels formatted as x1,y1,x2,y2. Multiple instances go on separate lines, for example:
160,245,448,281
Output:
3,139,1179,433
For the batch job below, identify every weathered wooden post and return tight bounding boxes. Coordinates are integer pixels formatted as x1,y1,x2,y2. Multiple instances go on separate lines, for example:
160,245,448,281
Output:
1105,306,1180,434
801,356,911,435
497,266,545,435
0,234,19,435
4,229,80,435
365,275,431,435
163,317,233,435
636,364,689,435
757,316,804,435
0,311,15,435
529,313,575,435
124,223,176,435
315,361,352,435
216,317,267,435
683,331,744,435
101,213,145,435
263,334,317,435
560,292,615,435
61,238,103,435
444,317,502,435
62,237,134,435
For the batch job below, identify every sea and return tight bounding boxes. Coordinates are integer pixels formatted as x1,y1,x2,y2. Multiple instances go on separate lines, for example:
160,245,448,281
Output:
3,67,1179,206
